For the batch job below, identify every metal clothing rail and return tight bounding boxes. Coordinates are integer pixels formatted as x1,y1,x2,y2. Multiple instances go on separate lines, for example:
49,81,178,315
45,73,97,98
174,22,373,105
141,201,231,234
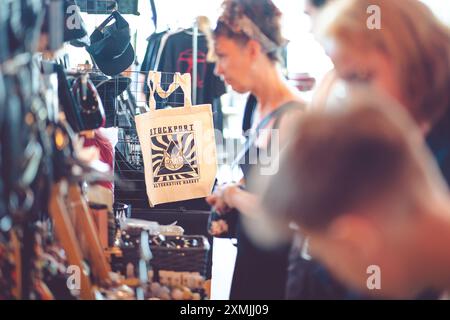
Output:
192,19,198,106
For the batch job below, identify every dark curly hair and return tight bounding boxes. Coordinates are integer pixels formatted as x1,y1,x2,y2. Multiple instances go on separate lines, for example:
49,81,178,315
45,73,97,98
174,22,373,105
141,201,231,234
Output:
214,0,286,62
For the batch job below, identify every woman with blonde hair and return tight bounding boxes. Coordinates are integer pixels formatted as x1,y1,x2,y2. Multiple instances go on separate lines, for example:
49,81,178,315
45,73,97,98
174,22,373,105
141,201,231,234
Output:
316,0,450,138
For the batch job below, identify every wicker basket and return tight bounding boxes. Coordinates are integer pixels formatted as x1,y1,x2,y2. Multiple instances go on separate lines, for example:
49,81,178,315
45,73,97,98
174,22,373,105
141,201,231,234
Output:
150,235,210,276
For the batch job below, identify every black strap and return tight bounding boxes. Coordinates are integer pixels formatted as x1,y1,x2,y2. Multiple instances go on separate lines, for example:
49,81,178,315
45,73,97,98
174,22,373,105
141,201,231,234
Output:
242,94,257,134
232,101,302,168
150,0,157,30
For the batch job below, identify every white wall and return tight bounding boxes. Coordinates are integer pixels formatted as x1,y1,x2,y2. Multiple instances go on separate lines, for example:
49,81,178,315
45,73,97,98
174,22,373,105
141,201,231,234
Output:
66,0,450,80
421,0,450,25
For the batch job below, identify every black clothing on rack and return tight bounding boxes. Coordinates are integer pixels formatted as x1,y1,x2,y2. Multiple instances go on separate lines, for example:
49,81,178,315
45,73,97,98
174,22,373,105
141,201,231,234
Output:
157,30,226,130
140,29,226,129
143,30,226,104
140,31,166,74
159,30,226,106
140,31,168,109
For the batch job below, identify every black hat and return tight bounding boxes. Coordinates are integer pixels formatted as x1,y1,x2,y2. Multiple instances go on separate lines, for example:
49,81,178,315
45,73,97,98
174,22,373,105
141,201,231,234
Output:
90,74,132,99
87,11,135,76
89,73,131,128
89,73,131,108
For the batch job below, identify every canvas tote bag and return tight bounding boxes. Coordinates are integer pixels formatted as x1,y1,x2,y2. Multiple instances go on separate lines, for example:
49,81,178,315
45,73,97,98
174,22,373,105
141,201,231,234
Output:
135,71,217,206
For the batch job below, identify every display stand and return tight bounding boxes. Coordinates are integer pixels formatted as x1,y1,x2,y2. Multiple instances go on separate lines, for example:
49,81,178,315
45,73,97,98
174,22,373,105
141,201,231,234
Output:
49,182,95,300
67,183,112,286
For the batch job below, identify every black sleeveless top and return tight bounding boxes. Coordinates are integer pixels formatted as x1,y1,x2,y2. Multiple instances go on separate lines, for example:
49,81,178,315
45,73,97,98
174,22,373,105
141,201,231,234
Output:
230,101,303,300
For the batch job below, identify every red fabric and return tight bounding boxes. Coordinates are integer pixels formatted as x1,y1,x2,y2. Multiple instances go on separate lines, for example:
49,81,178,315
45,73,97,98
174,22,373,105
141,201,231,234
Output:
83,130,114,191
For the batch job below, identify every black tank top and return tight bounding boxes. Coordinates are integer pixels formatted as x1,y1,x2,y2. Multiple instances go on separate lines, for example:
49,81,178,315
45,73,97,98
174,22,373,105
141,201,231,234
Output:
230,101,304,300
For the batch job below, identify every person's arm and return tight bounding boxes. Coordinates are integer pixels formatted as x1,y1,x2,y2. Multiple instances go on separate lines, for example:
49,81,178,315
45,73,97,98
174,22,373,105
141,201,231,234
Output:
222,185,260,218
206,182,259,217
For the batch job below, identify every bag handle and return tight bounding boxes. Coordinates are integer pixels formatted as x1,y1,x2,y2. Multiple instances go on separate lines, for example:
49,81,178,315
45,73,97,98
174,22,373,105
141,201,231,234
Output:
147,71,192,111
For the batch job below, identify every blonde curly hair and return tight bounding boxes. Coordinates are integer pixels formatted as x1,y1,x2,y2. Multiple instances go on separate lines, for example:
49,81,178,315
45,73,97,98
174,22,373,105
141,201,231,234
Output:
316,0,450,127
